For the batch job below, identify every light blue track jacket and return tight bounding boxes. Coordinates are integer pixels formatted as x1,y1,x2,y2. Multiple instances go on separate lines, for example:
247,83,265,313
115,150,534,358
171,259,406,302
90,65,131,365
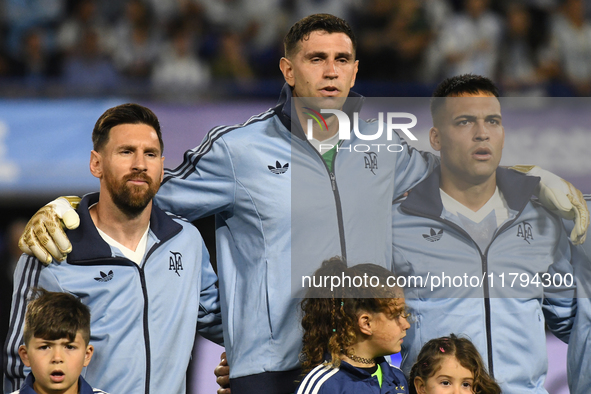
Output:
4,193,223,394
392,168,576,394
155,84,438,380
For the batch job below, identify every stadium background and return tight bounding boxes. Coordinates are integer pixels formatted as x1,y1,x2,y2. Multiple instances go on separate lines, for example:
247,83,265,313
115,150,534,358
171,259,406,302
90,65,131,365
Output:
2,0,591,392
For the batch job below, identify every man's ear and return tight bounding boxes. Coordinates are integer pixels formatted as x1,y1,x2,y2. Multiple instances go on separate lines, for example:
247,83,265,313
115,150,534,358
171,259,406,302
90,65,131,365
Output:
350,60,359,88
414,376,427,394
83,344,94,367
357,312,373,336
18,345,31,367
280,57,295,87
429,127,442,151
89,150,102,179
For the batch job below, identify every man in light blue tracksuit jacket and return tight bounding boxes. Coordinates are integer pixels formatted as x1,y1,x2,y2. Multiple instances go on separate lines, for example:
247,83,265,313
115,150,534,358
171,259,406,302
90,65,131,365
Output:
4,104,223,394
392,75,577,393
155,19,438,391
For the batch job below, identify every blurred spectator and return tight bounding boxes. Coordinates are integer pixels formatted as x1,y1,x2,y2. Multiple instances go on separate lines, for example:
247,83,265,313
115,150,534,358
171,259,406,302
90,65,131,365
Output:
498,3,551,95
93,0,126,24
543,0,591,96
355,0,432,81
0,50,19,78
420,0,452,82
0,218,28,378
113,19,160,79
198,0,286,78
15,28,62,86
422,0,453,31
211,31,254,84
56,0,111,57
151,24,210,96
239,0,287,79
437,0,503,79
145,0,185,26
110,0,156,55
286,0,358,24
4,0,65,55
106,0,161,81
62,28,120,94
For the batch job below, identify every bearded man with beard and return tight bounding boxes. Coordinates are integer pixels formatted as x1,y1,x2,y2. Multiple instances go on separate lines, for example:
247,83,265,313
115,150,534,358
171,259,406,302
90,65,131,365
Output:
4,103,224,394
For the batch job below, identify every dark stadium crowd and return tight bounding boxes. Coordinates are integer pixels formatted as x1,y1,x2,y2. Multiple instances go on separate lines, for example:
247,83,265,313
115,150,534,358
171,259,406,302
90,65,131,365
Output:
0,0,590,99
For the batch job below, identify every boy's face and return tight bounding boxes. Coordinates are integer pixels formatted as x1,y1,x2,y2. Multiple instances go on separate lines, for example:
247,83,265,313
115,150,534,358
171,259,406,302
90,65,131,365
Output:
18,332,93,394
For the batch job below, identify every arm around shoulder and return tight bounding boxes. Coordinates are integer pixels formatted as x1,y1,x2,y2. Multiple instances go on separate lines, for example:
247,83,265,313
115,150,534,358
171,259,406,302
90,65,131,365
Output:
156,133,237,221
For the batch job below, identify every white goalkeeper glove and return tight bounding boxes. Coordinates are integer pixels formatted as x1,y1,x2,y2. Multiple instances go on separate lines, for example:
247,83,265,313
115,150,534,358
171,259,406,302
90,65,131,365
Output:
19,196,81,264
511,165,589,245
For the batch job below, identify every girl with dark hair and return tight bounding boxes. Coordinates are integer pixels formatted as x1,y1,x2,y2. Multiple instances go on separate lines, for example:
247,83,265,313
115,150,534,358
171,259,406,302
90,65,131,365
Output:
296,257,410,394
410,334,501,394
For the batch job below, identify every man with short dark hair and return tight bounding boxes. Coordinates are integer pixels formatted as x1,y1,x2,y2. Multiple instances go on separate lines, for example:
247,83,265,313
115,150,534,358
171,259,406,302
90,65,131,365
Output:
4,103,223,394
392,74,576,393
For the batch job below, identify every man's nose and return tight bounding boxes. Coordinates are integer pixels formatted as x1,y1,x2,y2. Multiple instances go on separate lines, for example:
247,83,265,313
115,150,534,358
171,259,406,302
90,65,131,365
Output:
132,153,148,171
474,121,490,141
324,59,338,78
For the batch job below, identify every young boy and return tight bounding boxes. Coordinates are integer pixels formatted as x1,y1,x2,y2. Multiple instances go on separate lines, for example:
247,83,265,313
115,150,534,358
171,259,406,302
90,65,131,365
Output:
12,289,107,394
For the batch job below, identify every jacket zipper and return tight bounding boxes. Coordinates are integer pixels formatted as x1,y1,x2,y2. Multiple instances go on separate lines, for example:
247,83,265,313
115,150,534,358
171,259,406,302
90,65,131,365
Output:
401,206,524,378
138,239,167,394
138,266,152,394
311,141,347,260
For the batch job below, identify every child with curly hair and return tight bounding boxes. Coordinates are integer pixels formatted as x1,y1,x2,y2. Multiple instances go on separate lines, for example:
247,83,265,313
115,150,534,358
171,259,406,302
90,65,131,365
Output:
296,257,411,394
410,334,501,394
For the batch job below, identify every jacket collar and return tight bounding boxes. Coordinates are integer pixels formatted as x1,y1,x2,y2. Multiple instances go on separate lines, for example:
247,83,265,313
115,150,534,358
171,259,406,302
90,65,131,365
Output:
401,167,540,218
67,192,182,263
274,83,365,140
336,356,403,388
20,373,97,394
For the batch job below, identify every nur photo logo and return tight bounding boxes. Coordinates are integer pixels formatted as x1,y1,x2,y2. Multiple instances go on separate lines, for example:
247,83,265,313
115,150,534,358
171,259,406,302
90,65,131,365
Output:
304,109,418,142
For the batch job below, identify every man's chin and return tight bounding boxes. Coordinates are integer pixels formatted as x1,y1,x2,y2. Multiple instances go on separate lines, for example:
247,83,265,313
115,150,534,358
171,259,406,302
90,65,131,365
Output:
113,190,155,216
127,191,154,209
298,96,347,111
318,97,347,110
116,201,150,217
